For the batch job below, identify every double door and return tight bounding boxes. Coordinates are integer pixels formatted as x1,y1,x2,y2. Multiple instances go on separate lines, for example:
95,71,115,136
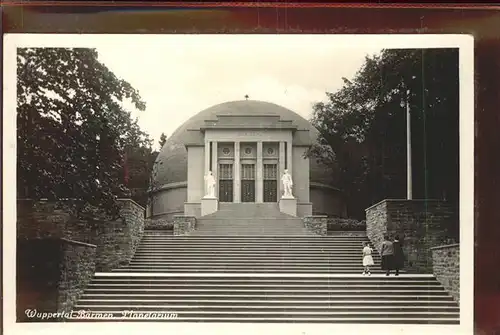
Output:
241,164,255,202
263,163,278,202
218,163,233,202
217,162,278,203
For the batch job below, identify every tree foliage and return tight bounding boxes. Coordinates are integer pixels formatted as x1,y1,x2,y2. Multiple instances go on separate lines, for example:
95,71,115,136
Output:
158,132,168,148
17,48,151,218
309,49,459,219
123,146,158,208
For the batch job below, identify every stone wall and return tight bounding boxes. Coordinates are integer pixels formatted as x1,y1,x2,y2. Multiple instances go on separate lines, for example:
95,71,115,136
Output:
327,218,366,231
17,199,145,272
303,216,328,235
145,217,174,230
173,215,196,235
17,238,96,321
92,199,145,271
365,199,458,273
431,243,460,303
57,239,97,313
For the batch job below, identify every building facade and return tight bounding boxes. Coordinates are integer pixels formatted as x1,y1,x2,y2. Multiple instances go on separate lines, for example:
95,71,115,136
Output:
148,100,346,219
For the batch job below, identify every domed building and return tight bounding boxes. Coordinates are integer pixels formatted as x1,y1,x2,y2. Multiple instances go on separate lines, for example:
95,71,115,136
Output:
147,100,346,219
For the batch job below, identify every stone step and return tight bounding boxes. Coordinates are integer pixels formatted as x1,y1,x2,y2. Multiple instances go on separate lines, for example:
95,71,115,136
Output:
139,239,370,242
134,250,376,254
89,278,433,285
80,293,454,300
197,217,303,221
141,239,369,244
133,247,376,252
74,306,460,315
86,283,441,290
71,307,459,316
189,233,315,236
66,315,460,324
136,243,372,246
126,264,383,270
128,259,381,265
139,241,368,245
133,253,376,257
135,246,372,250
84,284,445,291
113,265,394,275
141,235,369,238
75,299,454,306
131,253,380,263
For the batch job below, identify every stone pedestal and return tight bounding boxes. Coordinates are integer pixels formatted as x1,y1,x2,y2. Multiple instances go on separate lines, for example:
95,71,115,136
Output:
279,196,297,217
173,215,196,235
201,197,218,216
303,215,328,235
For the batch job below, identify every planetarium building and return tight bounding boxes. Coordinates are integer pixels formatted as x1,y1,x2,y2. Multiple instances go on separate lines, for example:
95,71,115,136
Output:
147,100,346,219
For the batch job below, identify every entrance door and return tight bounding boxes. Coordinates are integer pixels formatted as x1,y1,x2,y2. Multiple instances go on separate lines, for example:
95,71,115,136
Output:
263,164,278,202
241,164,255,202
218,163,233,202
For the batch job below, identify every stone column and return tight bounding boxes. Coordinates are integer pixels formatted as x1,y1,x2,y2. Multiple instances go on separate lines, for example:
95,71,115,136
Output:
204,140,210,176
211,141,218,198
279,141,285,198
256,141,263,203
234,141,241,203
286,140,293,175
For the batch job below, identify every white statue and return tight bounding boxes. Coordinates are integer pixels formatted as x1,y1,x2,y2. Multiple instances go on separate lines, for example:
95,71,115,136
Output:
204,171,216,198
281,169,294,198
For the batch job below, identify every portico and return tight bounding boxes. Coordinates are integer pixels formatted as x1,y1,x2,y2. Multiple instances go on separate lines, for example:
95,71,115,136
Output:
203,138,292,204
184,111,313,217
148,100,347,220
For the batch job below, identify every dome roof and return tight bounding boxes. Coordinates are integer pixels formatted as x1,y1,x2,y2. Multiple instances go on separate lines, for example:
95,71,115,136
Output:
152,100,336,187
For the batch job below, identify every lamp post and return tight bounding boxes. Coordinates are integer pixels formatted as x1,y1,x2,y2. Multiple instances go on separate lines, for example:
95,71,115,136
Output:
406,88,413,200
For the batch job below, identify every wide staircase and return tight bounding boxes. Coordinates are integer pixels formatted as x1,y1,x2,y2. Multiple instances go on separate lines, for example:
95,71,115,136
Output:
192,203,312,235
112,231,383,273
71,206,460,324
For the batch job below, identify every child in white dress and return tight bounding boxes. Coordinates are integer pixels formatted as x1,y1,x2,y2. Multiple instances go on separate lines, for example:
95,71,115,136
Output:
362,242,374,276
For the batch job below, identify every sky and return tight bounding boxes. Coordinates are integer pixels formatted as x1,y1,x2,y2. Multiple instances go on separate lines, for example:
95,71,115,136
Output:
94,35,383,150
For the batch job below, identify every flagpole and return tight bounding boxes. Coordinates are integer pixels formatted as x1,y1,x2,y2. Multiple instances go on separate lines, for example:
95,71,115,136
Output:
406,88,413,200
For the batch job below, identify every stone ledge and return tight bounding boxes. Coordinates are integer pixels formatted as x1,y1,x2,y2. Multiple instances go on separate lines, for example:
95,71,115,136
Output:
150,210,184,218
309,182,342,192
146,226,173,231
327,218,366,231
145,218,174,230
117,198,145,211
60,238,97,248
149,181,188,194
365,198,447,212
431,243,460,250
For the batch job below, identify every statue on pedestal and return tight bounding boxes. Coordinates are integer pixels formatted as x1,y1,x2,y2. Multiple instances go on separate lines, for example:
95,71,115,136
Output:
204,171,216,198
281,169,294,198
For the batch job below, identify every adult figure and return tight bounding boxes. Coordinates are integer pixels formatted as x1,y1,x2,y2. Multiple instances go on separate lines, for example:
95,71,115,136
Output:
380,235,394,276
393,235,405,276
281,169,293,198
204,171,216,198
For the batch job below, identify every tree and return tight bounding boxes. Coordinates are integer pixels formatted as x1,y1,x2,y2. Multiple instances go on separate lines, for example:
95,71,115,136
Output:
17,47,151,218
158,132,167,148
308,49,459,220
123,145,159,208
